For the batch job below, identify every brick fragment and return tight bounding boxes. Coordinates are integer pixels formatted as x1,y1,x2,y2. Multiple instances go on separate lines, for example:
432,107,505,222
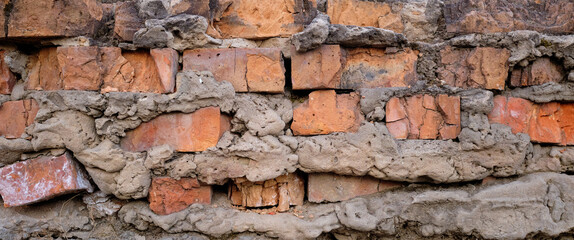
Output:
308,173,402,203
386,94,460,140
0,152,93,207
488,96,574,145
149,177,211,215
438,46,510,90
291,90,363,135
57,46,102,91
291,45,344,90
114,1,144,42
327,0,404,33
0,99,39,139
120,107,231,152
0,50,16,94
229,173,304,212
183,48,284,93
510,58,565,87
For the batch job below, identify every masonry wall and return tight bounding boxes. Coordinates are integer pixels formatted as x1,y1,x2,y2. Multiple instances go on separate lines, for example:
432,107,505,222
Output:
0,0,574,239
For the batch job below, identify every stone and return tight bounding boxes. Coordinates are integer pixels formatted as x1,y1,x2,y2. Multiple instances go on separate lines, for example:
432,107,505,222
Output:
229,173,304,212
8,0,104,38
0,99,39,139
327,0,403,33
212,0,315,39
0,152,93,207
120,107,231,152
438,46,510,90
325,24,407,48
291,90,363,135
510,58,565,87
183,48,284,93
0,50,16,95
341,48,418,89
149,177,211,215
386,94,461,140
291,45,343,90
114,1,144,42
444,0,574,34
291,12,330,52
167,0,211,18
307,173,402,203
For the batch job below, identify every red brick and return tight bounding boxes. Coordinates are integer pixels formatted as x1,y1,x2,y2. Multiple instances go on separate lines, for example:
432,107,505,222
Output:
327,0,403,33
291,45,344,90
102,49,166,93
149,177,211,215
150,48,178,93
114,1,144,42
488,96,534,134
168,0,211,18
0,152,93,207
0,99,39,139
291,90,363,135
0,50,16,95
120,107,231,152
8,0,104,38
57,46,102,91
510,58,565,87
307,173,402,203
386,94,460,140
229,173,304,212
27,48,62,90
183,48,284,93
438,46,510,90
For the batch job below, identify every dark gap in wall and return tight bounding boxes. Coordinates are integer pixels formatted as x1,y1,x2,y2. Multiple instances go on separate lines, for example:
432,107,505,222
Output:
3,0,13,38
283,56,293,93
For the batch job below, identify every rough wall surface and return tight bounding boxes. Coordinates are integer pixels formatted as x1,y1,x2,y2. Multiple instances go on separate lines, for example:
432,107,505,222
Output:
0,0,574,239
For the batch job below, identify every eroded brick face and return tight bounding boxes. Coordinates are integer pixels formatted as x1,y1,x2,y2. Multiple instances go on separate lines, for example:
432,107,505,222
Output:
386,94,461,140
0,99,39,139
308,173,402,203
438,46,510,90
291,90,363,135
0,152,93,207
291,45,344,90
327,0,403,33
0,50,16,95
229,173,304,212
488,96,574,145
510,58,565,87
120,107,231,152
183,48,285,93
114,1,144,42
149,177,212,215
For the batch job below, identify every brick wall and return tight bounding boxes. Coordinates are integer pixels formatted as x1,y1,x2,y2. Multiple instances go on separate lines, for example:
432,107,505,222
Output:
0,0,574,239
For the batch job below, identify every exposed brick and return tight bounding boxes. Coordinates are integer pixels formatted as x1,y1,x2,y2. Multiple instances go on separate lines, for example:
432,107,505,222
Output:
0,50,16,94
0,152,93,207
488,96,574,145
308,173,403,203
438,46,510,90
229,173,304,212
291,90,363,135
212,0,315,39
386,94,461,140
149,177,211,215
114,1,144,42
102,49,165,93
444,0,574,34
291,45,344,90
27,48,62,90
183,48,285,93
0,99,39,139
327,0,403,33
510,58,565,87
57,46,102,91
8,0,104,38
169,0,211,18
150,48,178,93
120,107,231,152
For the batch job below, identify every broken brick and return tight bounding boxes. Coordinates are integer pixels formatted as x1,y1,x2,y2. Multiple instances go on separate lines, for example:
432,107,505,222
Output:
327,0,403,33
510,58,565,87
149,177,211,215
0,99,39,139
229,173,304,212
307,173,403,203
0,50,16,95
114,1,144,42
291,45,344,90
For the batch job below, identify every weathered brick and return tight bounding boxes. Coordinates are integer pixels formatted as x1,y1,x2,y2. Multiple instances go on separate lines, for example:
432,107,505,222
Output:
183,48,285,93
308,173,402,203
444,0,574,34
168,0,211,18
488,96,574,145
150,48,178,93
291,45,344,90
149,177,211,215
0,50,16,94
57,46,102,91
114,1,144,42
27,48,62,90
212,0,315,39
229,173,304,212
510,58,565,87
0,99,39,139
327,0,403,33
438,46,510,90
102,49,166,93
0,152,93,207
291,90,363,135
8,0,104,38
386,94,461,140
120,107,231,152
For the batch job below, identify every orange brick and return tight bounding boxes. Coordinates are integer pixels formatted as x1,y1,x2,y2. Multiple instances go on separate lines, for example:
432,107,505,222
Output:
0,99,39,139
291,45,343,90
57,46,102,91
113,1,144,42
0,50,16,95
510,58,564,87
149,177,211,215
27,48,62,90
327,0,403,32
307,173,402,203
386,94,461,140
183,48,284,93
120,107,230,152
291,90,363,135
229,173,304,212
0,152,93,207
102,49,166,93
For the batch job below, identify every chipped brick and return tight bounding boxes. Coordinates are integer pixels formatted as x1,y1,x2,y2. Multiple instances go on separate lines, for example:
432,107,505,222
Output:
149,177,211,215
229,173,304,212
0,99,39,139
